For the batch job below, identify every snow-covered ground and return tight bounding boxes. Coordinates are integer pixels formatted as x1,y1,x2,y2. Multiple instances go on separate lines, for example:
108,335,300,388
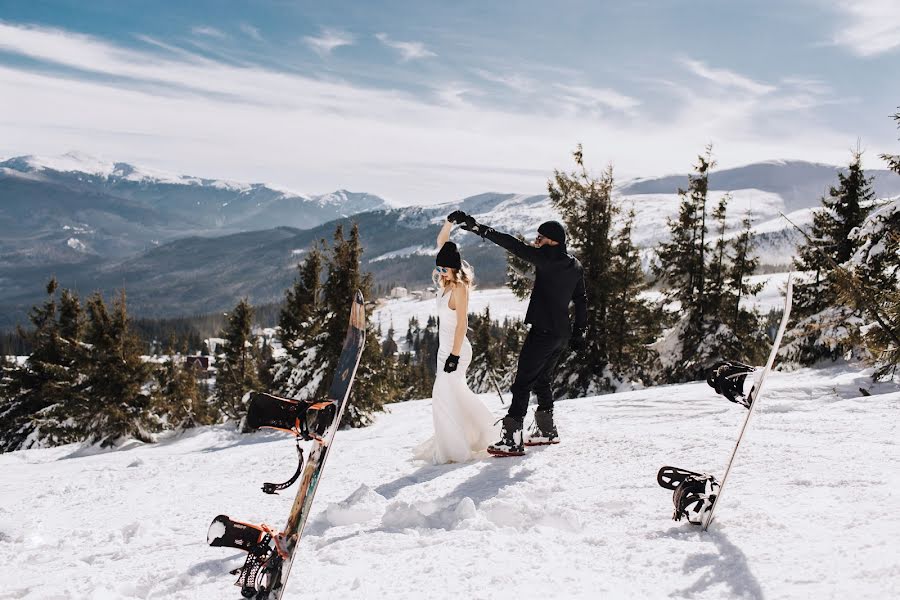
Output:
1,365,897,599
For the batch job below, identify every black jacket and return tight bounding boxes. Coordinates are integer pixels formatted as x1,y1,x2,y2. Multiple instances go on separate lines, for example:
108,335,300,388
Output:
485,229,588,337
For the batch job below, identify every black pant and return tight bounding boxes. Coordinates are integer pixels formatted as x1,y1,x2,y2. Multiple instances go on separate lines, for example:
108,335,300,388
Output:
507,327,567,420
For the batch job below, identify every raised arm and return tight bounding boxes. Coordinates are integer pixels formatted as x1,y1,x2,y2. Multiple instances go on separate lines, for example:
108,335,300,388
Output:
482,229,544,265
437,219,453,250
448,210,546,265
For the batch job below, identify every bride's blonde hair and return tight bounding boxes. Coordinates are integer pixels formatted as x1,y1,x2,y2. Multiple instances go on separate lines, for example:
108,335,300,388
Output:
433,260,475,290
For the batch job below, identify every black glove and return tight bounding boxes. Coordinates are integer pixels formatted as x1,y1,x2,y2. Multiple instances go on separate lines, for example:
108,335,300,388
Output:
447,210,467,224
460,215,494,239
443,354,460,373
570,327,587,352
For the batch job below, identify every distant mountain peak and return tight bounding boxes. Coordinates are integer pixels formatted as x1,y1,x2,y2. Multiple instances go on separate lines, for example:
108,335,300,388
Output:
0,153,392,208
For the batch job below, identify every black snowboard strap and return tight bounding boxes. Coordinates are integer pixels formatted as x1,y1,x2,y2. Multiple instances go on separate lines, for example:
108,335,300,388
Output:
262,436,305,495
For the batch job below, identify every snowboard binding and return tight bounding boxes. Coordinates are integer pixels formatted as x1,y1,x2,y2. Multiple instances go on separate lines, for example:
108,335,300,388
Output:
245,392,338,494
657,466,720,525
208,515,283,597
706,360,757,409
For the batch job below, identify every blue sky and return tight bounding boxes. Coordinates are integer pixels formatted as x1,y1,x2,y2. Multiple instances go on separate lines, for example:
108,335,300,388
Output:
1,1,898,204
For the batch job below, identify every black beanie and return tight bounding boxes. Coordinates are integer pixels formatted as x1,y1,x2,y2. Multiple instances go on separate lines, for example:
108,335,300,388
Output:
436,241,462,269
538,220,566,246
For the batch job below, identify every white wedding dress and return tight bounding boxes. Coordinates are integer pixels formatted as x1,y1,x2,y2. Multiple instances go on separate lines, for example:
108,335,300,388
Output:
413,288,498,464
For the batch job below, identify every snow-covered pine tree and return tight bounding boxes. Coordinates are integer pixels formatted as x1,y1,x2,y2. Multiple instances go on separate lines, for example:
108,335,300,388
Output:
845,112,900,379
653,149,716,380
845,200,900,379
274,244,323,398
214,298,260,423
785,150,874,365
653,148,765,380
607,210,660,383
547,146,658,394
726,216,768,364
278,244,322,359
705,195,731,319
0,280,86,451
79,290,156,446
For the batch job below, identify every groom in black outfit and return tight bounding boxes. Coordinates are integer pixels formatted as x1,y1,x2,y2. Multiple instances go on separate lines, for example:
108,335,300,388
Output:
448,211,588,456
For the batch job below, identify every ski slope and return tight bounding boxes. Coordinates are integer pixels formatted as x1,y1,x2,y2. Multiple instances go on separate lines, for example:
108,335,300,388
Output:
374,274,794,351
0,366,897,599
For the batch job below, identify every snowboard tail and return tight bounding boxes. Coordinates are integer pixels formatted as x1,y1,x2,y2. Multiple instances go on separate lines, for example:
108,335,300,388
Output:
657,274,794,531
657,467,720,525
208,515,280,597
209,291,367,599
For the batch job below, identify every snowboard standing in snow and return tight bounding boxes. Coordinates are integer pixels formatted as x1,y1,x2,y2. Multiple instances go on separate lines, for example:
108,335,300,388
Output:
452,212,588,456
208,291,367,599
658,274,793,531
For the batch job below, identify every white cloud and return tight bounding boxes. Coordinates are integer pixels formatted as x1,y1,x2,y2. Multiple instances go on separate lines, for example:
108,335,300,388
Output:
680,58,776,96
825,0,900,56
554,83,641,113
0,23,868,205
472,68,536,93
191,26,226,39
303,28,354,56
375,33,436,62
239,23,262,42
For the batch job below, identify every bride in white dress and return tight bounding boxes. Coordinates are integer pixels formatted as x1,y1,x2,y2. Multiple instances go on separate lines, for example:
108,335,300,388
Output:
414,215,498,464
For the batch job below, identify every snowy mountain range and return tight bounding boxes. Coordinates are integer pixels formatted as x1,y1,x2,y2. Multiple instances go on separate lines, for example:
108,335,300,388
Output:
0,152,388,267
1,153,899,328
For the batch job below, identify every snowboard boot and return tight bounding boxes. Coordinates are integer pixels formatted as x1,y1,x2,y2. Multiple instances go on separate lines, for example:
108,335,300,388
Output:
487,416,525,457
525,408,559,446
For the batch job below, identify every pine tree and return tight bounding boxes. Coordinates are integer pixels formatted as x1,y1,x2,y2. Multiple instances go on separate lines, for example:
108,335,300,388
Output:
607,211,660,380
274,245,324,397
653,148,766,379
705,195,731,319
278,244,323,361
79,291,156,446
290,223,390,426
551,149,615,371
726,215,768,364
215,298,260,422
0,280,86,451
656,148,714,312
787,150,874,364
847,112,900,379
547,147,617,394
652,149,716,380
325,224,389,426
